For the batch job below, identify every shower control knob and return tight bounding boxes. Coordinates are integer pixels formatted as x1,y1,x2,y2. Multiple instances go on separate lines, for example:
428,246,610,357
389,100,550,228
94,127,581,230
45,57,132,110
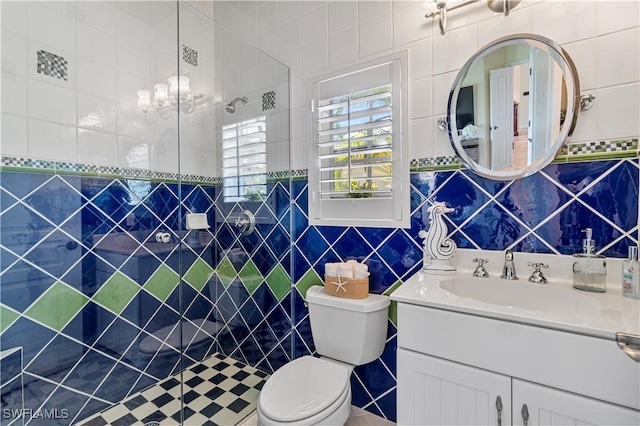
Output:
155,232,171,243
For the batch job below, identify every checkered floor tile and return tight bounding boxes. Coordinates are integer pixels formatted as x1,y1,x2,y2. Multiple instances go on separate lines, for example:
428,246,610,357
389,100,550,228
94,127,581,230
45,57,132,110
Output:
77,353,268,426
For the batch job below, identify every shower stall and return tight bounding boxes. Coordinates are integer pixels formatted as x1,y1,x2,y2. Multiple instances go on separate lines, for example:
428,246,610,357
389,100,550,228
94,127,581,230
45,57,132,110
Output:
0,2,291,425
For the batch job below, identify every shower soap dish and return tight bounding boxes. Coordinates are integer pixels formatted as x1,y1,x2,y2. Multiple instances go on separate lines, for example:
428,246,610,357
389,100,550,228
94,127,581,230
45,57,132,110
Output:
324,260,369,299
186,213,210,230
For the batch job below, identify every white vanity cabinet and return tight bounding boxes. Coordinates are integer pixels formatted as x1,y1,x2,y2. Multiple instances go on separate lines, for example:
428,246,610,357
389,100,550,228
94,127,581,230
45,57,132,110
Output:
396,302,640,426
398,348,512,425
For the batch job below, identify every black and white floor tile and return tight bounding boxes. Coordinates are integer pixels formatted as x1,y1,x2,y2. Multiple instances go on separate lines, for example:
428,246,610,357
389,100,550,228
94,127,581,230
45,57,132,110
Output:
77,354,267,426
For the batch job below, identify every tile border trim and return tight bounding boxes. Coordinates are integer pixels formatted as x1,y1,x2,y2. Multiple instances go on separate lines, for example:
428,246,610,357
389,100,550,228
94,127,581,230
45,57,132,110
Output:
2,138,637,179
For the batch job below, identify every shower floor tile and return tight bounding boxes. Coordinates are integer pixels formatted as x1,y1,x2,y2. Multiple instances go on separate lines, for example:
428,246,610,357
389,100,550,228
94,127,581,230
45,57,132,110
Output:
77,353,268,426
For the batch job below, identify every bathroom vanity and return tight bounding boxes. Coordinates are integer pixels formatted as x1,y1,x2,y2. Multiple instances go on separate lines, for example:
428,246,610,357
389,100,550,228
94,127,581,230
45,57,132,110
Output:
392,269,640,425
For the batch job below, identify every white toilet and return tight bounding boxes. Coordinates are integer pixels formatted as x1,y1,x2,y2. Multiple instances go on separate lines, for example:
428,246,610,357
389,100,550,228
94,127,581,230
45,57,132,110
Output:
257,285,390,426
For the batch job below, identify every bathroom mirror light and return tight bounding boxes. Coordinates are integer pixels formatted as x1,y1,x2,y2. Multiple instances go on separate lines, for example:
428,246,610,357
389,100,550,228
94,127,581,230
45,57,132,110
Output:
424,0,521,35
446,33,590,181
136,75,205,124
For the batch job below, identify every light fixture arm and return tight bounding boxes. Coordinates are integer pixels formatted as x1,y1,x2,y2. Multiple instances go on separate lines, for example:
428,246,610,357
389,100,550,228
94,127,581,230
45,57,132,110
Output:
425,0,519,35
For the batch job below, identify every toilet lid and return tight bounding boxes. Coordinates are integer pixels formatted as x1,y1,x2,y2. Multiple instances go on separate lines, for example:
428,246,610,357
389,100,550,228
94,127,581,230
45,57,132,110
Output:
259,356,350,422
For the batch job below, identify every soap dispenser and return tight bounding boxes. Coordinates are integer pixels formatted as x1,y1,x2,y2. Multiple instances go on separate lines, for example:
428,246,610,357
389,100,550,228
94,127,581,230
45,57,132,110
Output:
572,228,607,292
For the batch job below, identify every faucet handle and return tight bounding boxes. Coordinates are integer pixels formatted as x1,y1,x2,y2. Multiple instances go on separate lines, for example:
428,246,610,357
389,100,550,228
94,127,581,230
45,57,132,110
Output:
527,262,548,284
472,258,489,278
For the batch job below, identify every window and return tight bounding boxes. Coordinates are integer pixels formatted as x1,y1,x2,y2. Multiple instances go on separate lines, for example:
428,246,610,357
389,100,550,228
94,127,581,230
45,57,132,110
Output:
222,116,267,202
308,52,409,228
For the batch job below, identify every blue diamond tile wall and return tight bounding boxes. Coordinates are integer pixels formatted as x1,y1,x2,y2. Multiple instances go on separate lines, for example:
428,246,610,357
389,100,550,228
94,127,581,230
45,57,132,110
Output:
1,157,639,424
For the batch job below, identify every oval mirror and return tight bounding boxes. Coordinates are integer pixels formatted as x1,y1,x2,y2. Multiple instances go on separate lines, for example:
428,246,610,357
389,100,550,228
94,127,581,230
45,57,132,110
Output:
447,33,581,180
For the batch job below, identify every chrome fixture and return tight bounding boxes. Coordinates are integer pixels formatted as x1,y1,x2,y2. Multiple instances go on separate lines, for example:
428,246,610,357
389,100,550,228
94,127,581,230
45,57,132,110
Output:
616,332,640,363
500,249,518,280
137,75,205,124
580,94,596,111
495,395,503,426
472,258,489,278
424,0,521,35
226,96,248,113
527,262,548,284
234,209,255,235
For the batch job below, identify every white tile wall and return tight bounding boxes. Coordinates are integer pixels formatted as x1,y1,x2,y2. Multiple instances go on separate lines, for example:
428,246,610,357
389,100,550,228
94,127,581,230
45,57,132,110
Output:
2,0,638,175
210,0,638,169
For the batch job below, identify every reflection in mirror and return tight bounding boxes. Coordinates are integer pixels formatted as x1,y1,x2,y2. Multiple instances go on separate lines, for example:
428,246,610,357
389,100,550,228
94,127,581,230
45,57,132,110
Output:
448,34,580,180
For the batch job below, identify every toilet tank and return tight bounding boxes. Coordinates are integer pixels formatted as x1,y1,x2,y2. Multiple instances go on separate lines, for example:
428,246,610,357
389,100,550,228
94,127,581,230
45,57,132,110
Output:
306,286,390,365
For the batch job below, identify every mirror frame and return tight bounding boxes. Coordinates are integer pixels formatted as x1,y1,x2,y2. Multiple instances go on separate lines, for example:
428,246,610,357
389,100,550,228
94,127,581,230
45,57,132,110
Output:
447,33,581,180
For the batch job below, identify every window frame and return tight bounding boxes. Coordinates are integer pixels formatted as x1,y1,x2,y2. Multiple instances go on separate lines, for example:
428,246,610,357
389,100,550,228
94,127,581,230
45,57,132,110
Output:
307,51,409,228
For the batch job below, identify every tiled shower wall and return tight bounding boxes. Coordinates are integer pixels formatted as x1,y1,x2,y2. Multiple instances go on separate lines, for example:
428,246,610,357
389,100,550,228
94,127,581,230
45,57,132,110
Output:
0,171,295,424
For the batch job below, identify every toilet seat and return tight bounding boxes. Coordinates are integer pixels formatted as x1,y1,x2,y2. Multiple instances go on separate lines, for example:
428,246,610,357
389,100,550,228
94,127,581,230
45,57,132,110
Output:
258,356,351,424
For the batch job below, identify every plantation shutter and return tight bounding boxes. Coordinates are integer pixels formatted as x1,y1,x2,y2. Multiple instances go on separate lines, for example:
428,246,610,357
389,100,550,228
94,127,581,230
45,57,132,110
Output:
308,53,409,228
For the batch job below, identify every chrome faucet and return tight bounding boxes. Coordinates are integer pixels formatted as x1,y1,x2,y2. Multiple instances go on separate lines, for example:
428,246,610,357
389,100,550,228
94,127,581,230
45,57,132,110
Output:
500,249,519,280
472,258,489,278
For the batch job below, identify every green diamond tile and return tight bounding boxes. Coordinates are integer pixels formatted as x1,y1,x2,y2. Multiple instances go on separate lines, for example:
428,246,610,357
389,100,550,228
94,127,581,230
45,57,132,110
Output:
184,258,214,292
239,260,263,295
217,256,236,288
266,264,291,301
144,264,180,302
25,282,89,332
1,305,20,334
93,272,140,315
295,269,322,299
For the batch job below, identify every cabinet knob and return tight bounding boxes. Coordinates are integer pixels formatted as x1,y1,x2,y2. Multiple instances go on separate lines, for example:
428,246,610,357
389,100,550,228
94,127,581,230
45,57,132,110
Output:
495,395,503,426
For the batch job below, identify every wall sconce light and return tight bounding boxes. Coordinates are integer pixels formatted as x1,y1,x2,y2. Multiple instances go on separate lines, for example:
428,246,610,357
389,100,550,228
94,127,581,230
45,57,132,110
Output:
137,75,205,124
424,0,521,35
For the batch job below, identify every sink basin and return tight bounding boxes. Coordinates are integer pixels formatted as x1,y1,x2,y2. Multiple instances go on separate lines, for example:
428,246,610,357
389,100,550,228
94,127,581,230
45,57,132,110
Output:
439,278,600,312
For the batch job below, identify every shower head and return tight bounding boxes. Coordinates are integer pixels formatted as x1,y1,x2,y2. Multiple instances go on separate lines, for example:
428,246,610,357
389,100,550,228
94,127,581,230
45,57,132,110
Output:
226,96,248,113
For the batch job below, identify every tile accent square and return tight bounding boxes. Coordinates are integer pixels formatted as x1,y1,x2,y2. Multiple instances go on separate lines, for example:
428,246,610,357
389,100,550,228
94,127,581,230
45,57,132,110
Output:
262,91,276,111
182,44,198,67
37,50,68,81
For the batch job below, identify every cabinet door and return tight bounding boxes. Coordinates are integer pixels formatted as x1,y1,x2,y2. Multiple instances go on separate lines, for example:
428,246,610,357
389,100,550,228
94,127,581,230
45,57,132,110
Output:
398,348,512,426
512,379,640,426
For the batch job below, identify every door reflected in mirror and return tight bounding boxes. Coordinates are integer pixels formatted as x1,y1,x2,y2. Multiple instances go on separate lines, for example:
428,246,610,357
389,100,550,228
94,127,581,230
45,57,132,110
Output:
448,34,580,180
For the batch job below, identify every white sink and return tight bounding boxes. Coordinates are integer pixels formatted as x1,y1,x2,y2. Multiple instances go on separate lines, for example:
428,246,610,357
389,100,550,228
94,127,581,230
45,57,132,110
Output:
439,277,600,312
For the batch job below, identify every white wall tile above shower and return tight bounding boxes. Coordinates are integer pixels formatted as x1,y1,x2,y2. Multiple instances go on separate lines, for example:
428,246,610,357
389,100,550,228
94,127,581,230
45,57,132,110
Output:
409,116,432,159
302,4,328,45
28,80,77,126
477,5,532,47
531,0,597,45
77,94,118,133
329,26,358,69
1,114,28,157
78,1,117,36
597,0,639,35
28,118,77,162
597,27,640,89
1,1,27,36
431,24,478,76
359,0,392,23
596,83,640,141
77,59,118,101
77,23,117,66
1,31,28,77
409,78,432,120
564,39,597,92
358,14,393,59
27,2,77,53
78,128,117,166
431,71,458,116
401,37,432,82
393,1,432,48
328,1,357,34
0,74,27,117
